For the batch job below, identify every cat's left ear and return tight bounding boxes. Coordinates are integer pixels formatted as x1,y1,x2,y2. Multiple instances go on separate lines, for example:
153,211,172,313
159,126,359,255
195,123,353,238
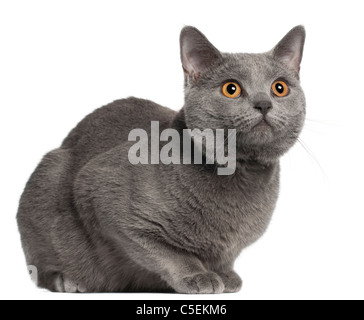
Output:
180,26,223,81
272,26,306,75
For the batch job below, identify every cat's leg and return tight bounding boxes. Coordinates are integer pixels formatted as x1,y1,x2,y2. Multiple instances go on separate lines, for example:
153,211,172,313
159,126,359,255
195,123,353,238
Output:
121,235,225,294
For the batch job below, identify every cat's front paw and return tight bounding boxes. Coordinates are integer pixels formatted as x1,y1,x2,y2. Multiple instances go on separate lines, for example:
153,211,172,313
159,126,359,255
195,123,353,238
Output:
175,272,225,294
218,271,243,293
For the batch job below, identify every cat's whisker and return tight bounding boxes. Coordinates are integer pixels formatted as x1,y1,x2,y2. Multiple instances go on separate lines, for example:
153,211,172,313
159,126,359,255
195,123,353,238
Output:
267,115,287,130
302,123,325,134
306,118,340,127
233,115,251,126
268,115,286,125
297,138,328,181
271,113,288,121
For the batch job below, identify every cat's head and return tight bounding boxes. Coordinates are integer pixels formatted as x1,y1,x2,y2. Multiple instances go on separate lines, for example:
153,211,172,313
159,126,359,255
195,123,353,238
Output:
180,26,306,164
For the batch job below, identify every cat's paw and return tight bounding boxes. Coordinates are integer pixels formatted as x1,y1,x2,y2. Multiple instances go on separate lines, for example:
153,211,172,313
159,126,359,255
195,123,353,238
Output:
54,274,87,293
176,272,225,294
218,271,243,293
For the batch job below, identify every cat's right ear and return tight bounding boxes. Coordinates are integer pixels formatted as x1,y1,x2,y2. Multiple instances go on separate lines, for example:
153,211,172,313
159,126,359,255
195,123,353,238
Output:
180,26,223,81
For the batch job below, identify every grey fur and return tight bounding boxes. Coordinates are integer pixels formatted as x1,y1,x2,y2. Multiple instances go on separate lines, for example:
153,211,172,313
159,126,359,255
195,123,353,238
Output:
17,26,306,293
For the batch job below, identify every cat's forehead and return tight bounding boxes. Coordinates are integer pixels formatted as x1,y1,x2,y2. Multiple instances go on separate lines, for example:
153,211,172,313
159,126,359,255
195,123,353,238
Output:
212,53,291,84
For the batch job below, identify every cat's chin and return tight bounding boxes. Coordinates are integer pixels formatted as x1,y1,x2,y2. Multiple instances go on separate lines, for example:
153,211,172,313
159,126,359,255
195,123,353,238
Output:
252,119,274,133
238,126,275,146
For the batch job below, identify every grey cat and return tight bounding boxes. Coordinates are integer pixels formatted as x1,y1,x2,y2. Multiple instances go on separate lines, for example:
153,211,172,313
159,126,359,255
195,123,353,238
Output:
17,26,306,293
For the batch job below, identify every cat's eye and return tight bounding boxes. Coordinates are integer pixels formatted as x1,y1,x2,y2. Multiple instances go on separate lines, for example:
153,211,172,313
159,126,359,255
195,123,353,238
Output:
222,82,242,99
272,81,289,97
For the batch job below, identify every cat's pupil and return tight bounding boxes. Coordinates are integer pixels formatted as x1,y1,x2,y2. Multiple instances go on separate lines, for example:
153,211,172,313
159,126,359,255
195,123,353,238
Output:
276,83,284,94
227,84,237,95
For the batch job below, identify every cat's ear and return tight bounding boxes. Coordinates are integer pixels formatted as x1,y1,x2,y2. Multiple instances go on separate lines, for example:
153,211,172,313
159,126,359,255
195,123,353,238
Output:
180,26,223,81
272,26,306,74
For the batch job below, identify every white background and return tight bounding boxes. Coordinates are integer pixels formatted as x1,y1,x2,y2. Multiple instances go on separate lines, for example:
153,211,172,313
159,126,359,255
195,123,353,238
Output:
1,0,363,300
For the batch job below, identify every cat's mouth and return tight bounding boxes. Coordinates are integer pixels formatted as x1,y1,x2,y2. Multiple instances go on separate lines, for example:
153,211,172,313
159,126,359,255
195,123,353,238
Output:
253,119,273,130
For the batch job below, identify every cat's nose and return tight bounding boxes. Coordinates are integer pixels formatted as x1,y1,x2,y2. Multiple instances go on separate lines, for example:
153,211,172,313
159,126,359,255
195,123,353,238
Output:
254,100,272,116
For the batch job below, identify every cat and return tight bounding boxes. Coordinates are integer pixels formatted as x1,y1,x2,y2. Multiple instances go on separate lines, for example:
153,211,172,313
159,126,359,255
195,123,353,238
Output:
17,25,306,293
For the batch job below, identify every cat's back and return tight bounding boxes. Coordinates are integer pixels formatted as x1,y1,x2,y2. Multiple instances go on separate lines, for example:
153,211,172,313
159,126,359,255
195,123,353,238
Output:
62,97,176,169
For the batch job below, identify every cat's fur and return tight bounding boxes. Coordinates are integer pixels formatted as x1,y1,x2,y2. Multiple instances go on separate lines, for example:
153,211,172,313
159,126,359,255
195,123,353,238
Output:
17,26,306,293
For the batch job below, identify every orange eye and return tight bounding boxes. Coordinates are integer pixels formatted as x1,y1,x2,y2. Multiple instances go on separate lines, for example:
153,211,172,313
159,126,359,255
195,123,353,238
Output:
272,81,289,97
222,82,242,99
